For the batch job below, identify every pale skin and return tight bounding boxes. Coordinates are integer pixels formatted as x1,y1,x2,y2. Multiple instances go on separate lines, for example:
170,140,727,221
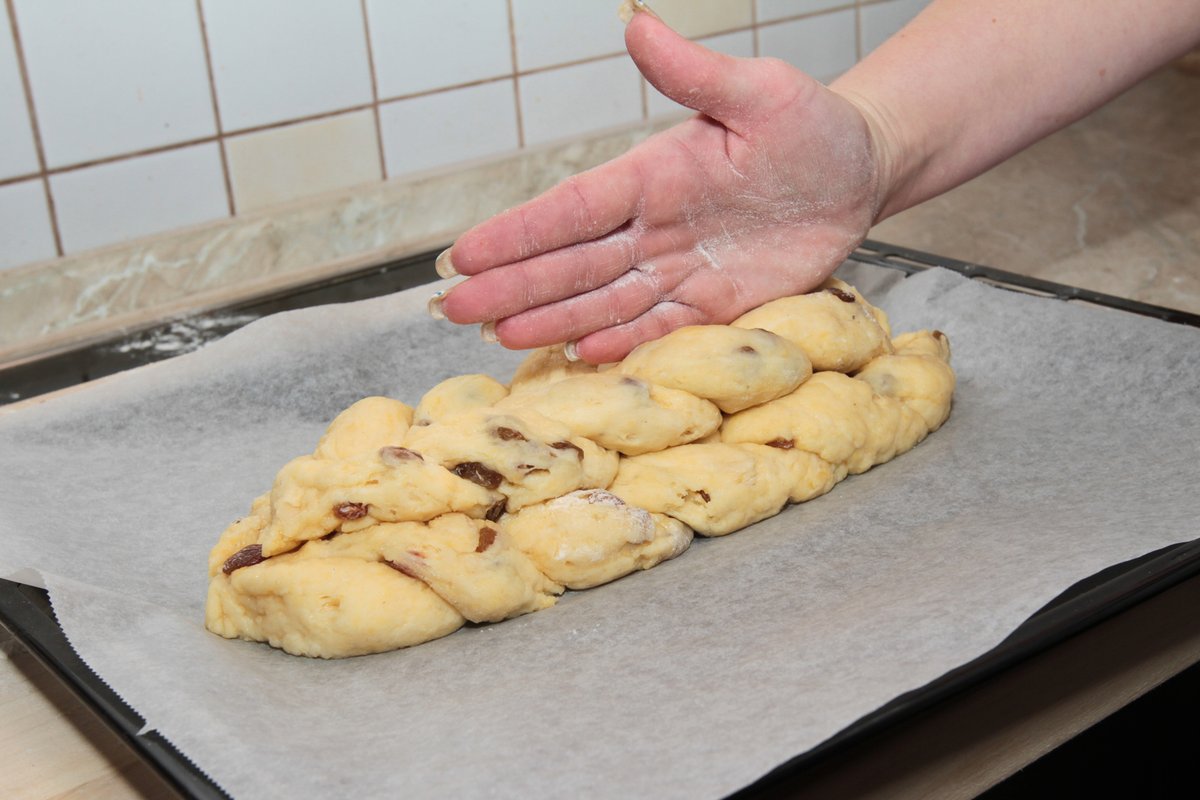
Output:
437,1,1200,364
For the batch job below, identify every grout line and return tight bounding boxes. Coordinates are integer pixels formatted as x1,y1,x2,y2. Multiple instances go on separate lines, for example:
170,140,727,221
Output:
5,0,63,256
37,174,62,254
751,0,760,57
377,72,514,107
691,22,757,40
756,3,858,31
216,138,235,215
506,0,525,148
358,0,388,180
225,103,375,138
33,104,383,183
194,0,235,217
520,47,676,79
855,0,863,61
29,135,225,178
0,170,39,189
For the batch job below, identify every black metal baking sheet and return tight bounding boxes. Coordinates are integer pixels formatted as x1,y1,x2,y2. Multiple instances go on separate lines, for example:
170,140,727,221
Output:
2,241,1199,799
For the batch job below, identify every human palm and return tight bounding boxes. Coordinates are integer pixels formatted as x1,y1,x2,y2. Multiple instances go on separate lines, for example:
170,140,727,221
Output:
441,12,882,363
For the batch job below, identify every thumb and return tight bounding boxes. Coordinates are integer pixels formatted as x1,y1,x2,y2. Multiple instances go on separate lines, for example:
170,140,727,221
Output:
624,11,805,132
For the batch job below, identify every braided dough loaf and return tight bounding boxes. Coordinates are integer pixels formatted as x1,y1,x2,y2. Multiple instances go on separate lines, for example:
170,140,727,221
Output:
206,279,955,657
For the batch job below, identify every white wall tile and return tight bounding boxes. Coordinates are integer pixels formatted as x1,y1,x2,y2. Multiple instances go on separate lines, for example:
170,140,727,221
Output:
511,0,627,71
758,9,856,83
0,179,56,269
203,0,372,132
380,80,518,178
520,57,643,147
51,144,227,254
861,0,929,54
646,30,756,118
756,0,849,24
367,0,511,98
14,0,214,168
652,0,753,39
226,110,382,213
0,8,38,180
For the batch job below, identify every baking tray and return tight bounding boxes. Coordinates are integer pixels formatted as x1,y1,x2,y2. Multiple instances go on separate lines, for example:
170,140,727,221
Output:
2,241,1199,799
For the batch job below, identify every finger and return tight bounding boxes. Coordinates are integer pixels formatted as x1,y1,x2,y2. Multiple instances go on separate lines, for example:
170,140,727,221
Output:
447,156,643,275
573,301,708,364
442,232,637,324
491,248,703,349
624,13,785,132
442,219,699,323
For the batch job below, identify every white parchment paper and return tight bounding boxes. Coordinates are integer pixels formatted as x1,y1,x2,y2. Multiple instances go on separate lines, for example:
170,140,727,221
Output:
1,264,1198,799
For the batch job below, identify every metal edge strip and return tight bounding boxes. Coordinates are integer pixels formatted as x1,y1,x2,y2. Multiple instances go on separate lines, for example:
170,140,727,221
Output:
0,582,229,799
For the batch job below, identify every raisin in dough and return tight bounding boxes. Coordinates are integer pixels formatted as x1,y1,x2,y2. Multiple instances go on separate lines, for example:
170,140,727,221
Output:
608,443,799,536
238,449,499,557
720,371,922,475
207,515,560,658
208,493,272,576
615,325,812,413
732,278,893,372
825,277,892,337
721,331,954,475
413,374,509,425
207,547,466,659
314,396,413,460
360,515,562,623
401,407,618,511
503,490,693,589
496,372,721,456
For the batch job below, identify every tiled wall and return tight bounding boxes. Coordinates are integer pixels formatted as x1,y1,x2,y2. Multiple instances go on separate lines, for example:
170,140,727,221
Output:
0,0,927,274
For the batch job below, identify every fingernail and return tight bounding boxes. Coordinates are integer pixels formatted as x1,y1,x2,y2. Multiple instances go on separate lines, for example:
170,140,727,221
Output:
618,0,659,23
427,290,447,320
563,341,581,362
480,321,499,343
435,247,458,279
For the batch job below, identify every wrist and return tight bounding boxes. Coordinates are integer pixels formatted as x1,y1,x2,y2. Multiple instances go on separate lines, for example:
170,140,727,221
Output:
828,82,923,224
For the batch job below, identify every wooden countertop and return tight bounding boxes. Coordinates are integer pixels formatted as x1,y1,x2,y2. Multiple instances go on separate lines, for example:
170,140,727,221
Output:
1,627,179,799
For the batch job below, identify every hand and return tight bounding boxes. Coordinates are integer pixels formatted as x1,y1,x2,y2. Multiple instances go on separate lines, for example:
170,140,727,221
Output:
438,11,884,364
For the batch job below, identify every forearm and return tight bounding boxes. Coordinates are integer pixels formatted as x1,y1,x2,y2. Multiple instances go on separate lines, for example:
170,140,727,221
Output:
831,0,1200,221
